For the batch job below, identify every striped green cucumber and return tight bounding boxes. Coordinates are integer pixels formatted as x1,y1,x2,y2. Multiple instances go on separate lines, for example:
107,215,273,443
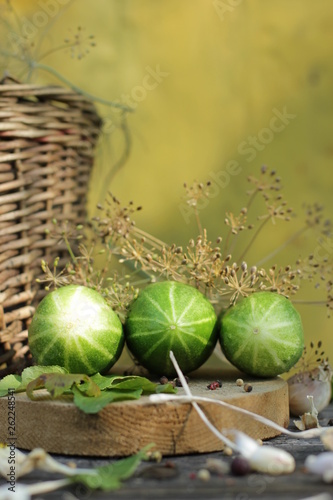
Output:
219,291,304,377
28,285,124,375
124,281,218,377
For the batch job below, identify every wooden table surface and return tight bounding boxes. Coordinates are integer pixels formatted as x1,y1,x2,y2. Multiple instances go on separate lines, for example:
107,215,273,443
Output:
3,404,333,500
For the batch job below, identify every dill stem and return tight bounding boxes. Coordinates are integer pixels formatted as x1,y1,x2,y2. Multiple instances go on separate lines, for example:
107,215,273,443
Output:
33,0,75,59
255,225,309,266
223,189,259,256
133,227,166,251
194,206,203,236
246,188,259,211
63,234,77,264
32,62,133,111
237,216,270,262
37,42,79,62
291,300,328,306
98,117,131,203
6,1,23,37
223,228,233,256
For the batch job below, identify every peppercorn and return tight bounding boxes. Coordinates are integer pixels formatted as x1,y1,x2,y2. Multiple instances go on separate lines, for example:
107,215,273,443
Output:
207,380,222,390
231,456,251,476
197,469,211,481
244,383,253,393
174,376,189,387
159,376,169,385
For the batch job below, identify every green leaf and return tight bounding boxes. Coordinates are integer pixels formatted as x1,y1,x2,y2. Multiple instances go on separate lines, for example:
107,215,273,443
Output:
20,365,68,385
0,374,21,397
1,367,176,412
26,373,101,400
110,376,159,393
102,374,177,395
0,365,69,397
70,444,154,491
90,374,177,395
85,372,118,390
156,382,177,394
72,386,142,414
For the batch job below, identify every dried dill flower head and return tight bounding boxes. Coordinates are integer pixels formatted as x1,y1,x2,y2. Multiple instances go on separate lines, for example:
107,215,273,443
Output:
38,167,333,326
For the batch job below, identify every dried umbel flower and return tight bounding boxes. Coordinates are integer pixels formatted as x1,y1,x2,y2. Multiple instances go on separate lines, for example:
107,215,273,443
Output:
288,362,332,416
39,166,333,324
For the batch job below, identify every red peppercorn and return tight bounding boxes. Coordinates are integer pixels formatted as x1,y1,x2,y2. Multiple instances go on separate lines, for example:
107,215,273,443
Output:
207,380,222,390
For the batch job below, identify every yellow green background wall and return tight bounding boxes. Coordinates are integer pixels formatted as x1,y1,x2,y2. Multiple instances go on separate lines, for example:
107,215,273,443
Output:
2,0,333,362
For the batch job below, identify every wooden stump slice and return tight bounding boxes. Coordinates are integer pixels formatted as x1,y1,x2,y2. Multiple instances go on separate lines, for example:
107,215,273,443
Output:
0,369,289,457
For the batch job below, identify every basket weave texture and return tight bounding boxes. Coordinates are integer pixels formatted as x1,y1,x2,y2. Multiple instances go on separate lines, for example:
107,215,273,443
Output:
0,79,101,377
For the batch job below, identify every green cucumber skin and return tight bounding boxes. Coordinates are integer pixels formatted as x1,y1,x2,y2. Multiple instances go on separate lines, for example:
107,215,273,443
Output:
28,285,124,375
219,292,304,378
125,281,218,377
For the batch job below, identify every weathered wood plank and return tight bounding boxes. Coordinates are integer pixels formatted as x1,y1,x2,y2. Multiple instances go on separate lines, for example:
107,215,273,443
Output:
0,369,289,456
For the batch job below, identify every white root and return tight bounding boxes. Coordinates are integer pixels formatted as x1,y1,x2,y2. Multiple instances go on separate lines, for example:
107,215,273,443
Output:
166,351,295,475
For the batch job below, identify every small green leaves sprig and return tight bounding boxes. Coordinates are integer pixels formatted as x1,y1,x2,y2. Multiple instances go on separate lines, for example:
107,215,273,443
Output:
0,365,177,414
69,444,154,491
0,444,155,494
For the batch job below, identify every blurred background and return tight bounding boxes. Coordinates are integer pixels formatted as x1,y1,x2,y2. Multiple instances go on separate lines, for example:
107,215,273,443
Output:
1,0,333,362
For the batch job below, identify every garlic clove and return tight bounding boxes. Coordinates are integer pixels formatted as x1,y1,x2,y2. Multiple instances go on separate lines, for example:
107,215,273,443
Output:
232,430,295,474
0,446,96,480
231,430,260,459
288,365,332,416
248,446,295,475
305,452,333,482
294,395,320,430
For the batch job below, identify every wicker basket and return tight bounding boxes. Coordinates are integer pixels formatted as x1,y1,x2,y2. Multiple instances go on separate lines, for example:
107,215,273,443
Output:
0,77,101,377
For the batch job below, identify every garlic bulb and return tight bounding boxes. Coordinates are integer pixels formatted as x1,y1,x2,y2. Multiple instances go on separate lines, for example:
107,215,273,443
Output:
287,363,332,417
